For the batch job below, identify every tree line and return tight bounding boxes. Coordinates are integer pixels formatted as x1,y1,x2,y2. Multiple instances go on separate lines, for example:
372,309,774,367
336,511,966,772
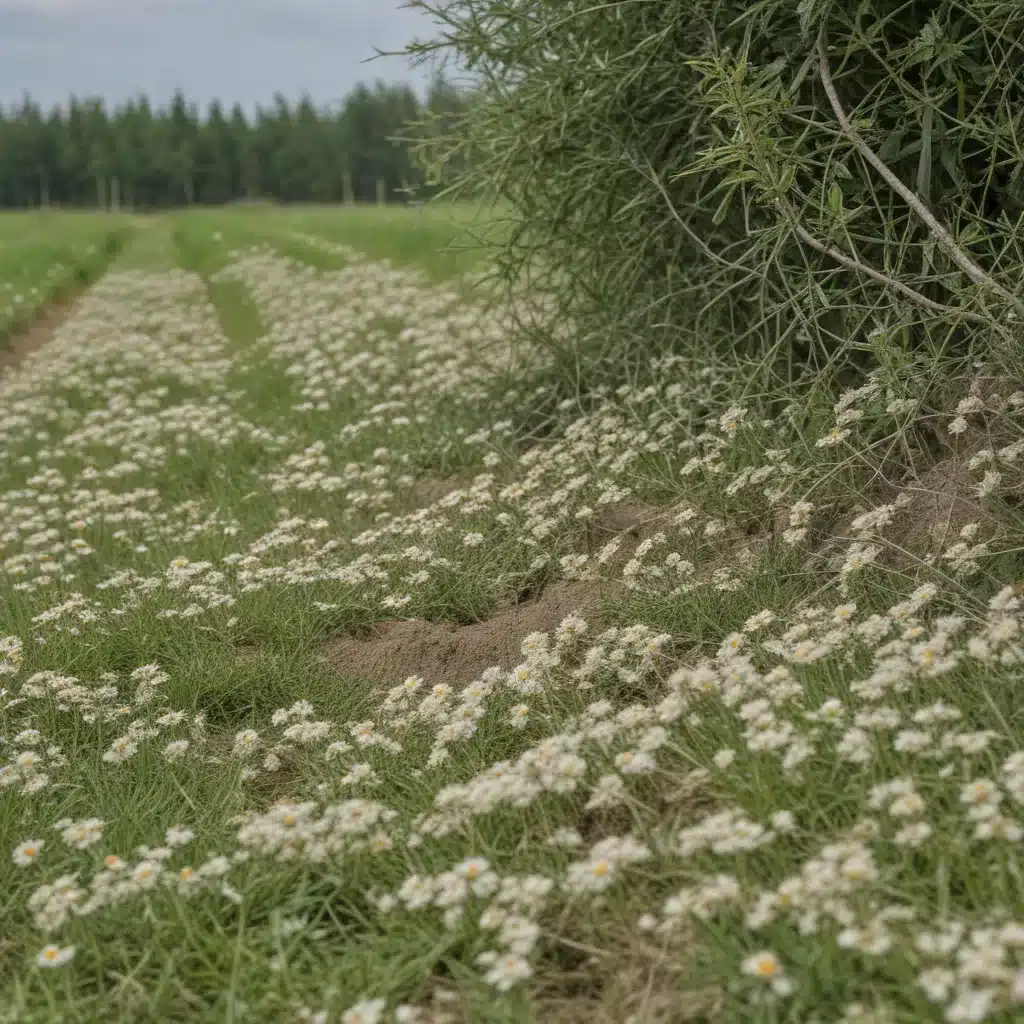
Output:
0,77,467,209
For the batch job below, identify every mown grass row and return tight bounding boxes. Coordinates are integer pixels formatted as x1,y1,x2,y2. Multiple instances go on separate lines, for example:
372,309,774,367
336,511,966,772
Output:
2,207,1023,1023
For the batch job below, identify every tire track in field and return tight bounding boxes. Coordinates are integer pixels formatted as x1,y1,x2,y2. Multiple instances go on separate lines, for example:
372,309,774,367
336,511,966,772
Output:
0,293,85,377
0,218,147,378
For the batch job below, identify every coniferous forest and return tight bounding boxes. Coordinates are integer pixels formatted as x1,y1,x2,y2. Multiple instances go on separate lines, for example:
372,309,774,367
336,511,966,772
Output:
0,77,467,209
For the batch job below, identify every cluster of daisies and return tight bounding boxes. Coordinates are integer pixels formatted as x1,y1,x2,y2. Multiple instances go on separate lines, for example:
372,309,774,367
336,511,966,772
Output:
2,232,1024,1022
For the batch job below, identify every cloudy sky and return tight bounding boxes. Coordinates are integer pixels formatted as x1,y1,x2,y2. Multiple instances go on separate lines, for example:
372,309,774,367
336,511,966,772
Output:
0,0,437,111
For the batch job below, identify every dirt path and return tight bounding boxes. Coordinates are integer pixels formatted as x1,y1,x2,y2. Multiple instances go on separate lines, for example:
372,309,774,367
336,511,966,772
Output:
0,296,81,378
0,293,85,371
0,219,152,379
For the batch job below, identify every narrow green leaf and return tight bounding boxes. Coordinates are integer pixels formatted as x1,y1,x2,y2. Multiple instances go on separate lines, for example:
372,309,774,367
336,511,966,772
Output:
712,187,735,226
828,182,843,217
878,129,906,163
922,237,936,272
916,105,933,204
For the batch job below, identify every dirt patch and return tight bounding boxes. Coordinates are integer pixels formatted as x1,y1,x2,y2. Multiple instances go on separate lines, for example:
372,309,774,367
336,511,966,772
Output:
535,927,720,1024
821,449,1016,564
399,473,474,511
587,501,673,568
592,501,666,540
0,296,77,377
900,458,993,549
325,582,601,687
232,645,265,668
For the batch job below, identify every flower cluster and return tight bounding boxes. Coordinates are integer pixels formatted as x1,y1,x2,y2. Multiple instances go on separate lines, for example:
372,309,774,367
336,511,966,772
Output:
4,231,1024,1023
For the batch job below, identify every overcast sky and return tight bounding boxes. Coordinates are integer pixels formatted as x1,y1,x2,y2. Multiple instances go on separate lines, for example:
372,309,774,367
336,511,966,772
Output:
0,0,438,112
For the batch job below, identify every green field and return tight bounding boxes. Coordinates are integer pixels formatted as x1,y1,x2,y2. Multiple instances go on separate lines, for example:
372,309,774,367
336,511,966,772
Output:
1,206,1023,1023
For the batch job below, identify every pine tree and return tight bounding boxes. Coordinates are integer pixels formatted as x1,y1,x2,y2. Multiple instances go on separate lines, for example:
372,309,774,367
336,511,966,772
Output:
0,81,470,208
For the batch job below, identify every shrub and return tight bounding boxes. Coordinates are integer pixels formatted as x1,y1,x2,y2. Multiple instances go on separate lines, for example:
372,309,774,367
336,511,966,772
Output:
406,0,1024,374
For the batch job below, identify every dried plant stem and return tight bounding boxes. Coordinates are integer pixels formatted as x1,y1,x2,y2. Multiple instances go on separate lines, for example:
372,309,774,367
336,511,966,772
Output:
773,194,992,324
790,219,975,319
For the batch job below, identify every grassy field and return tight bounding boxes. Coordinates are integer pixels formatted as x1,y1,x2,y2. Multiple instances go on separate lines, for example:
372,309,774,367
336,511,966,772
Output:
172,203,504,279
1,206,1023,1023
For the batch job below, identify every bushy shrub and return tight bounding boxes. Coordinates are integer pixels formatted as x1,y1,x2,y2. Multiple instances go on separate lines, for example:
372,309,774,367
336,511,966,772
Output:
407,0,1024,372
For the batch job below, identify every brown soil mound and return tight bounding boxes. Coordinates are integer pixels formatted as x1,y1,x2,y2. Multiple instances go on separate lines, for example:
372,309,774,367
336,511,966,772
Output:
901,458,992,548
593,500,666,540
325,582,601,687
822,451,1010,567
589,500,672,565
399,474,473,511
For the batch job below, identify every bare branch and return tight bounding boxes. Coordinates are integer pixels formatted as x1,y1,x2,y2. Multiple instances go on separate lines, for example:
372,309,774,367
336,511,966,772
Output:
817,47,1022,312
788,218,989,323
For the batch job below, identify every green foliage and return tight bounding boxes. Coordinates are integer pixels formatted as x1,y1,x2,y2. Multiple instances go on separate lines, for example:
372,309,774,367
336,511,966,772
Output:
406,0,1024,371
7,207,1024,1022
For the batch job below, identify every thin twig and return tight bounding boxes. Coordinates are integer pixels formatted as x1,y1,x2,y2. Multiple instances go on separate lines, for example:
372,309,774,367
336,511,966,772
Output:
780,202,991,323
817,47,1023,311
792,222,963,315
